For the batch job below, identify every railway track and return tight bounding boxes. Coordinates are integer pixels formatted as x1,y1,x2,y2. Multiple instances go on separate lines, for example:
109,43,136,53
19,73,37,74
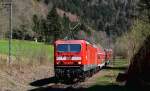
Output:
30,70,106,91
44,81,83,91
47,78,82,88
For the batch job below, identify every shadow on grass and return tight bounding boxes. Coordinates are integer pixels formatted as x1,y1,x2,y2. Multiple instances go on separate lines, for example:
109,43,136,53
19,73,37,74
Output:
30,76,56,87
29,84,138,91
104,66,128,71
86,85,136,91
30,76,79,87
29,76,136,91
29,86,67,91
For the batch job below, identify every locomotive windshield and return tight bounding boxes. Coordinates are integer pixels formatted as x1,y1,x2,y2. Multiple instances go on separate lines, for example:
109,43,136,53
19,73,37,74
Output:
57,44,81,52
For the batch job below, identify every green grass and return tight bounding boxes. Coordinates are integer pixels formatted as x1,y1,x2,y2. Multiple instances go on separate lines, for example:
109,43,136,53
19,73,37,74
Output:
87,59,131,91
96,59,128,84
0,39,54,63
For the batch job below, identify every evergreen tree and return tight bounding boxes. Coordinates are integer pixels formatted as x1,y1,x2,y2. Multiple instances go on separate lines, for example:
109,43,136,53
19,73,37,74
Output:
39,18,47,42
62,13,70,38
46,6,62,43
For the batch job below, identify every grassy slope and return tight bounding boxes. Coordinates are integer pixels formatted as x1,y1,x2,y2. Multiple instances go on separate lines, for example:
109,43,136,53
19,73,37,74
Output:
87,59,131,91
0,39,54,62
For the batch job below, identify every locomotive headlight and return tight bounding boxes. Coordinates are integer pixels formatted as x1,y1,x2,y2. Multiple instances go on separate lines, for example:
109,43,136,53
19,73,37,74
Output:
78,61,81,64
71,57,81,60
56,62,59,64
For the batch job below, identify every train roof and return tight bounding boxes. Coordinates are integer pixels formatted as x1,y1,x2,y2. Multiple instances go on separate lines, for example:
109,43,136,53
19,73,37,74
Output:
55,40,106,50
55,40,90,44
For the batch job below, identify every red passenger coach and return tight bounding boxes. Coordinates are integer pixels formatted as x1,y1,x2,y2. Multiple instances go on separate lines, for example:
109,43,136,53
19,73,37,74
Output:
97,48,106,67
104,49,113,66
54,40,112,80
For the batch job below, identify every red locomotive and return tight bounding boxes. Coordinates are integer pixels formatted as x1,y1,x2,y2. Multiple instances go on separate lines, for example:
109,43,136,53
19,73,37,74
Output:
54,40,112,80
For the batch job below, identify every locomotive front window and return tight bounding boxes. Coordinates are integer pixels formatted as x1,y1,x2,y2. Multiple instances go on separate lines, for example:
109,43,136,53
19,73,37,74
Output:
70,44,81,52
57,44,81,52
57,44,68,52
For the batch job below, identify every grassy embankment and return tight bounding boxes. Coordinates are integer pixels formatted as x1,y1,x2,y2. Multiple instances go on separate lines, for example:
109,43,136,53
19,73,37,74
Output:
0,39,54,65
87,59,132,91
